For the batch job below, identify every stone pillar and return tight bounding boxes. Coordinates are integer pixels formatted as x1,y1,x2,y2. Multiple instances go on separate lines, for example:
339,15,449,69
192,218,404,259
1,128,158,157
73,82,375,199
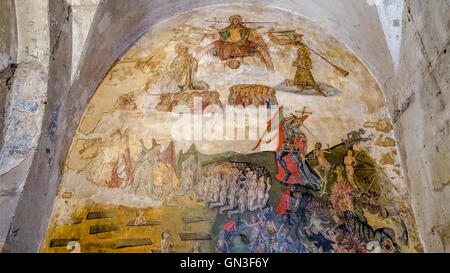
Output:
0,0,50,252
389,0,450,252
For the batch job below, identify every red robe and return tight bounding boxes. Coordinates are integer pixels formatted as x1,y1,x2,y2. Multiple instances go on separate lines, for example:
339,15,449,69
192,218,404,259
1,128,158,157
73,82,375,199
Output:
211,39,259,61
274,116,308,185
235,94,244,106
276,190,292,215
224,221,237,232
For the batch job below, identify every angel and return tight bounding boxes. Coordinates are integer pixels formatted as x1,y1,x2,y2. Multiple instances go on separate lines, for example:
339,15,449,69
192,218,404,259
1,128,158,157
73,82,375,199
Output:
268,29,349,96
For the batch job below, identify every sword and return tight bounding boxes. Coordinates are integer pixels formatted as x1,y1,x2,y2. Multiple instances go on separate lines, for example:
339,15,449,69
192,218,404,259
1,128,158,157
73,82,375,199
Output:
252,106,283,151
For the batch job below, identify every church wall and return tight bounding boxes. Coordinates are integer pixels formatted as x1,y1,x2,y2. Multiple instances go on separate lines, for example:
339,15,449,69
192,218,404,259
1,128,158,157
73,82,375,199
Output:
1,0,66,253
1,0,400,253
389,0,450,252
0,0,50,252
40,4,421,253
0,0,18,176
1,0,448,253
0,0,17,71
0,0,18,252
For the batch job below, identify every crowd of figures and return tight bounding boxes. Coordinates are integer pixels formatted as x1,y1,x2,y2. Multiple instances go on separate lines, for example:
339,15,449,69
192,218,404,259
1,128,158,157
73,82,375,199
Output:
215,185,398,253
215,206,302,253
81,130,407,253
211,136,405,253
195,162,272,218
228,84,278,108
79,130,409,253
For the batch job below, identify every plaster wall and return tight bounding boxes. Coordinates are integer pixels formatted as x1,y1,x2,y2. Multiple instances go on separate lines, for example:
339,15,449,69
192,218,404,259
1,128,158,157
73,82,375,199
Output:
0,0,50,252
0,0,17,70
0,0,18,165
0,0,394,252
0,0,18,252
69,0,100,82
1,0,72,253
40,3,425,253
15,0,50,70
388,0,450,252
0,0,50,176
0,0,448,252
376,0,404,69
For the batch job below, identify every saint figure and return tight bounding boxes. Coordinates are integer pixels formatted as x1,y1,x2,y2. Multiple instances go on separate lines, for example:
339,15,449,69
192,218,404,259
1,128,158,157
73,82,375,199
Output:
198,15,274,70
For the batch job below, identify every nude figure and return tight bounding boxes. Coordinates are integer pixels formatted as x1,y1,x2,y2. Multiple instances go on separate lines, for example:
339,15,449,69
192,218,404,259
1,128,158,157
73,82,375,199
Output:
134,210,147,225
210,175,229,209
161,232,174,253
194,171,206,200
191,241,202,253
312,142,332,196
256,176,267,210
228,183,248,218
205,173,221,207
162,165,177,206
202,176,213,201
195,175,205,200
344,150,358,189
204,176,217,206
219,179,239,215
262,176,271,207
247,174,259,211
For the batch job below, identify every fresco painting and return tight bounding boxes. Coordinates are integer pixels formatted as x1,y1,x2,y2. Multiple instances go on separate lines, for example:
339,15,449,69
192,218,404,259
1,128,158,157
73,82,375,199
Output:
42,5,422,253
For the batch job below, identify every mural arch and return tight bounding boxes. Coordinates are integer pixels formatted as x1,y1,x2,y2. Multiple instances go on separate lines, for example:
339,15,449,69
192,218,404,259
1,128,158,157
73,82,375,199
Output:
42,4,421,253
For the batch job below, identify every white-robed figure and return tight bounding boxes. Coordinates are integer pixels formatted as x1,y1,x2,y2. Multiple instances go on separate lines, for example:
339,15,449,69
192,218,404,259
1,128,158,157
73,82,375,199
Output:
130,138,162,202
176,155,196,196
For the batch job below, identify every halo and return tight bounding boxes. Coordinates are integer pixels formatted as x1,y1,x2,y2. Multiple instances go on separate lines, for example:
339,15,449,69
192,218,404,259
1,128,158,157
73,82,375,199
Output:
175,43,187,54
229,15,243,24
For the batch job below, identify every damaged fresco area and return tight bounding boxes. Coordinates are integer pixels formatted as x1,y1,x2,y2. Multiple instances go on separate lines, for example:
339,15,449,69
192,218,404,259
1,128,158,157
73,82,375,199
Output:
0,62,47,176
42,5,422,253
